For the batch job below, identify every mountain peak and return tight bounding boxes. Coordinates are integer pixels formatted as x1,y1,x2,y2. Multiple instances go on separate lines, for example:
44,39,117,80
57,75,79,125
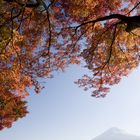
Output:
92,127,140,140
106,127,124,134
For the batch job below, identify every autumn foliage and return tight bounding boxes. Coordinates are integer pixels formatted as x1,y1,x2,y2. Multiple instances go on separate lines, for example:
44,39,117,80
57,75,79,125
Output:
0,0,140,129
0,90,28,130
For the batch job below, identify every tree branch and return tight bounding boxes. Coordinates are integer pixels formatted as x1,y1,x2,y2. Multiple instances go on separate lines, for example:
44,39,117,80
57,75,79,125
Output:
126,1,140,15
4,0,40,8
73,14,140,32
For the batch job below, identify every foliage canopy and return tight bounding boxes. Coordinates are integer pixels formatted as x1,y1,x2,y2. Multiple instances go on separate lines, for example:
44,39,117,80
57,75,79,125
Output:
0,0,140,129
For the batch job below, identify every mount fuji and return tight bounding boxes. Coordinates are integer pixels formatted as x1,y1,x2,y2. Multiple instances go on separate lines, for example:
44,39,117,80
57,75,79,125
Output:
92,127,140,140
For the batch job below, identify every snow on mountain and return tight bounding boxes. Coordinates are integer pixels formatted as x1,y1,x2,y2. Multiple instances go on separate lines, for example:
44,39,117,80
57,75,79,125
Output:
92,127,140,140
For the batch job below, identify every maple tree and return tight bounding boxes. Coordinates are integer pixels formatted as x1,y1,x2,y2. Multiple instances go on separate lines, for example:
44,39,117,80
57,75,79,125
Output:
0,0,140,129
0,90,28,130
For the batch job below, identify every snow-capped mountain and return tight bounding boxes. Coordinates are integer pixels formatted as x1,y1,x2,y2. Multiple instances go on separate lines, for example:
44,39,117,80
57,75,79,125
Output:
92,127,140,140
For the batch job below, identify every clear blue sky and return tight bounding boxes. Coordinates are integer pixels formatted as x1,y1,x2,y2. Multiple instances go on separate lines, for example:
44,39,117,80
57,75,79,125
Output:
1,65,140,140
